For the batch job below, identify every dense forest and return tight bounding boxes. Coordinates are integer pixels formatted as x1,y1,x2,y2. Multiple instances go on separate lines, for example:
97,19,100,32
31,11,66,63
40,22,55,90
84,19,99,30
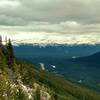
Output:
0,36,100,100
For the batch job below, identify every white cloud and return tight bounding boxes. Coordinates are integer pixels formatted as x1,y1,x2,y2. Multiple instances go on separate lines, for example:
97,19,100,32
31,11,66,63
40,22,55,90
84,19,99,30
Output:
0,31,100,45
60,21,80,27
0,0,100,45
0,0,21,8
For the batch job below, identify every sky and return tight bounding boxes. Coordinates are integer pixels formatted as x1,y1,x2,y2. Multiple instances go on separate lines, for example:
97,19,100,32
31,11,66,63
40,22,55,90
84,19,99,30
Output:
0,0,100,45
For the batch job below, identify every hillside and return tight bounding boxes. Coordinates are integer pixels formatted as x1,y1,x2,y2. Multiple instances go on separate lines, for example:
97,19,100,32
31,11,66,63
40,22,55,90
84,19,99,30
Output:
72,51,100,63
0,38,100,100
70,51,100,68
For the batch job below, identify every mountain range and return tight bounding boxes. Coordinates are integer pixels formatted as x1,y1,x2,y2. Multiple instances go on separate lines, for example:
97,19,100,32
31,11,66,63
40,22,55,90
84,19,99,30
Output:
13,44,100,92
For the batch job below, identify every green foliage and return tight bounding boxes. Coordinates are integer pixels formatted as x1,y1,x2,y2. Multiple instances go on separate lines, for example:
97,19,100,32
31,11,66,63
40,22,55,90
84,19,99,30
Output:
16,88,29,100
0,35,2,46
52,93,58,100
34,87,41,100
6,39,14,68
0,70,16,100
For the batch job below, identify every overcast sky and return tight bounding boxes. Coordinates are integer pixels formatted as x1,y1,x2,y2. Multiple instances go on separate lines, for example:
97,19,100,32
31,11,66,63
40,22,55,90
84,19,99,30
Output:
0,0,100,45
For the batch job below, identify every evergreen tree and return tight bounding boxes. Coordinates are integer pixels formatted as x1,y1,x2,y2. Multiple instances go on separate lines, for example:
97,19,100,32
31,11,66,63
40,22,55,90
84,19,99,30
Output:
0,35,2,46
0,36,5,62
6,39,14,67
5,36,7,44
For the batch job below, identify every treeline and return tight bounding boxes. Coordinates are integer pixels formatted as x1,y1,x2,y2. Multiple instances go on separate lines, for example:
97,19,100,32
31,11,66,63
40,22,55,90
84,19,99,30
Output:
0,36,14,69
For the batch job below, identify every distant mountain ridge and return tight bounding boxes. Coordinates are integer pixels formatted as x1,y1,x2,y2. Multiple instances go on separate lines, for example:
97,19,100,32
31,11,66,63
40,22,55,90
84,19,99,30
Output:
14,44,100,59
74,52,100,63
72,51,100,64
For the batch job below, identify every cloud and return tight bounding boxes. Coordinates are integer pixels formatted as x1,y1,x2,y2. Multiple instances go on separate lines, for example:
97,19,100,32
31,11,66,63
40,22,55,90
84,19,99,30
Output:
0,31,100,45
0,0,21,7
0,0,100,45
60,21,80,27
0,0,100,26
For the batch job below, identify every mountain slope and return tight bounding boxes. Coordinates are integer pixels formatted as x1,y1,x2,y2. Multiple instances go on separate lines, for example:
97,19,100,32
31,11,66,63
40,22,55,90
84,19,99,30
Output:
0,39,100,100
72,51,100,64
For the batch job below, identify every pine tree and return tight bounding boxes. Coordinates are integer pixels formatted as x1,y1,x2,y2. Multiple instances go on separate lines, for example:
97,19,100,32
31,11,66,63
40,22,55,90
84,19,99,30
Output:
6,39,14,67
0,36,5,62
0,35,2,46
5,36,7,44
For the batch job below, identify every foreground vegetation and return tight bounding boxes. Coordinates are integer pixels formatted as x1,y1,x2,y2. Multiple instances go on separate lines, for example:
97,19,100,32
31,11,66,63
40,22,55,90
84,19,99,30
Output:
0,36,100,100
